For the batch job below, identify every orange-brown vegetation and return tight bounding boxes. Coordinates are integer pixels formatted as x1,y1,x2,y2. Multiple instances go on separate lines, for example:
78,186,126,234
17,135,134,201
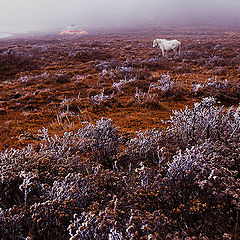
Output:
0,27,239,149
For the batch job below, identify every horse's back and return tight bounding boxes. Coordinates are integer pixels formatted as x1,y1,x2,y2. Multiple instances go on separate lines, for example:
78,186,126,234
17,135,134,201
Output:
162,39,179,51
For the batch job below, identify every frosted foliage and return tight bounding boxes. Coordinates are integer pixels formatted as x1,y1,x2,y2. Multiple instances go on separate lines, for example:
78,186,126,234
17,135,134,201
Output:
36,118,121,163
79,117,122,161
19,171,37,205
0,145,35,182
68,210,116,240
127,129,163,163
192,77,228,94
135,87,156,102
112,77,135,92
167,142,210,179
50,173,93,206
169,97,223,147
91,90,114,105
222,106,240,138
38,128,82,159
109,228,123,240
149,74,174,92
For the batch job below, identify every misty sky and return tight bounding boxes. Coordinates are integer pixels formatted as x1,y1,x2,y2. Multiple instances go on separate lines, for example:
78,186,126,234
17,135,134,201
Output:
0,0,240,33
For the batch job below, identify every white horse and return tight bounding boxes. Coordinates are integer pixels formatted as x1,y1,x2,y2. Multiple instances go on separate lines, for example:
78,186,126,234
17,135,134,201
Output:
153,38,181,57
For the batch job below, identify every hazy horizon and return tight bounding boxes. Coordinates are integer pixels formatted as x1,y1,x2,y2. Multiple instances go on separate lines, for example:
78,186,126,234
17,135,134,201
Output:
1,0,240,34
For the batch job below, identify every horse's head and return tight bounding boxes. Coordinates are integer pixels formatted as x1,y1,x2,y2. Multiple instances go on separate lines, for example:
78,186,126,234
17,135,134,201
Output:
152,39,158,48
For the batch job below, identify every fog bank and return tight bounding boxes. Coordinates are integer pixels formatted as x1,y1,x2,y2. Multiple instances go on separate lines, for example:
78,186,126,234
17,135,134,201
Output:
0,0,240,33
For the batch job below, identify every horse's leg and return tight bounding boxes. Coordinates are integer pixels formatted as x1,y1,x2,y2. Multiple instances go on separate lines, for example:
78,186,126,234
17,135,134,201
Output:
161,48,165,57
173,49,177,56
178,44,181,56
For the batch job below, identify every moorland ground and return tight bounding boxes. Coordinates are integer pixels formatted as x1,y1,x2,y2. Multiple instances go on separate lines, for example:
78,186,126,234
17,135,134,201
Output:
0,26,239,150
0,26,240,239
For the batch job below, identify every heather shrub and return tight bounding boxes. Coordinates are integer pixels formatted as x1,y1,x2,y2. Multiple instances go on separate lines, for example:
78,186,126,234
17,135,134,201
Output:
0,146,36,207
168,97,240,148
148,74,174,93
125,209,176,240
50,172,97,208
30,199,73,239
38,128,82,160
0,98,240,239
68,208,119,240
94,59,120,71
0,207,26,240
90,90,114,105
149,74,187,99
74,48,113,62
135,87,157,103
193,78,240,102
112,77,136,92
125,129,164,165
165,139,240,237
142,57,173,70
79,118,122,166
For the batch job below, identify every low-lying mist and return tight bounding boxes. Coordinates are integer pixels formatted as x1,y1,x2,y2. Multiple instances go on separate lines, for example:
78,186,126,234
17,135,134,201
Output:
0,0,240,34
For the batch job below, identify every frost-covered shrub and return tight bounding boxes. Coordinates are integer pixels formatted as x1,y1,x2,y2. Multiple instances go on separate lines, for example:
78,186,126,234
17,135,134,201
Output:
116,66,133,75
206,55,227,67
0,145,35,170
163,137,240,237
193,77,228,95
38,128,82,159
192,83,204,94
90,90,114,105
19,171,38,205
126,129,164,164
167,142,210,180
135,87,157,102
221,106,240,138
0,208,25,240
125,209,174,240
112,77,136,92
68,209,118,240
135,162,150,188
191,77,240,102
206,77,228,89
169,97,222,147
79,118,122,165
149,74,174,93
30,199,72,239
50,173,97,207
108,228,123,240
169,97,240,147
0,146,36,207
